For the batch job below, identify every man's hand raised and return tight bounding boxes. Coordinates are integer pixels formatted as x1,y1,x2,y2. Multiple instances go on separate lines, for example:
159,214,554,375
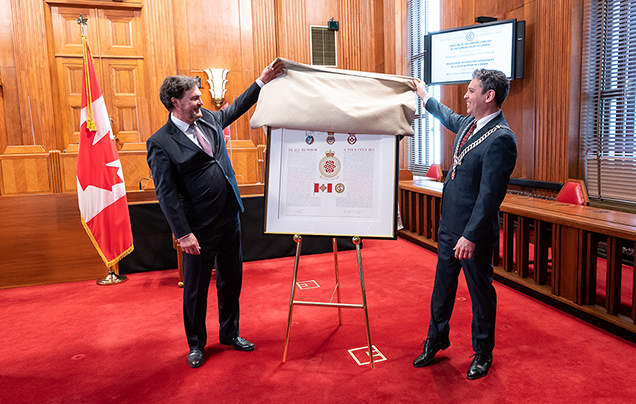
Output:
259,59,285,84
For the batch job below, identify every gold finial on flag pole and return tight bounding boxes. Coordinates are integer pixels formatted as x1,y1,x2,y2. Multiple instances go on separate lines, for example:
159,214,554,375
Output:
76,14,88,36
77,14,97,132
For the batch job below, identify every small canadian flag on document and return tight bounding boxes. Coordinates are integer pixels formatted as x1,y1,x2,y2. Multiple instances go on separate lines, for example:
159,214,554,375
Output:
314,183,332,193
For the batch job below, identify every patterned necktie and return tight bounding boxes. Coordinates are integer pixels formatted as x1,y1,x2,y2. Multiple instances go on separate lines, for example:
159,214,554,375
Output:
190,123,213,156
459,121,477,149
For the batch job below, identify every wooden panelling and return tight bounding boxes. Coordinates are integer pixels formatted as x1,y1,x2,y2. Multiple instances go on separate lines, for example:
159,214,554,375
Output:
0,193,107,289
228,140,259,185
0,0,19,153
251,0,277,146
1,0,398,166
10,0,56,151
0,153,52,195
54,57,101,147
59,149,150,193
119,150,152,191
97,8,144,57
437,0,582,185
50,4,147,150
0,0,588,193
382,0,397,75
143,0,177,136
252,0,277,71
1,146,248,195
275,0,310,64
50,6,99,56
535,0,573,182
100,58,148,146
59,151,78,192
340,0,360,71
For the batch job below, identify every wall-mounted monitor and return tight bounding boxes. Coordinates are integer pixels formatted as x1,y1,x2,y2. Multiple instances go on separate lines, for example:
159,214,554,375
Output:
423,19,525,85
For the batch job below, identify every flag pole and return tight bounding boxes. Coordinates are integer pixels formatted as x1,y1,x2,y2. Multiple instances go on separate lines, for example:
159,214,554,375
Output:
97,264,128,286
76,14,129,286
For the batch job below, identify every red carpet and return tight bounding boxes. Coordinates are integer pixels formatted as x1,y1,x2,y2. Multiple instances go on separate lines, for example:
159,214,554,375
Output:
1,238,635,403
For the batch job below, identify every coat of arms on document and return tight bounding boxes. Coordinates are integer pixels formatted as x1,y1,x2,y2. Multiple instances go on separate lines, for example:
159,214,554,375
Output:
319,150,341,178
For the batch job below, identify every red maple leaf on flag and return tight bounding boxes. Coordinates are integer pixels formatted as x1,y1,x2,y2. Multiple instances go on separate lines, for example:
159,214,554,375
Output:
77,128,124,192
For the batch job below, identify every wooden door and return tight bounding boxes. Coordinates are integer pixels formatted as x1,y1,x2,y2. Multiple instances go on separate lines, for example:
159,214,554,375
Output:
50,4,147,150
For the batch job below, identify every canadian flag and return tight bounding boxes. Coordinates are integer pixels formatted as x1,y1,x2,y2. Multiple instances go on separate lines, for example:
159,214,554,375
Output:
314,183,333,193
76,36,134,267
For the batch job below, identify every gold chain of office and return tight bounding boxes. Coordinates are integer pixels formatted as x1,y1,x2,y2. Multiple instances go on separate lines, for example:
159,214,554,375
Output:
451,124,510,179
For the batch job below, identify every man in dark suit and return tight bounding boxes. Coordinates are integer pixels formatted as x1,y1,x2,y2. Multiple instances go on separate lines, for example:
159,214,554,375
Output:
147,60,283,368
412,69,517,379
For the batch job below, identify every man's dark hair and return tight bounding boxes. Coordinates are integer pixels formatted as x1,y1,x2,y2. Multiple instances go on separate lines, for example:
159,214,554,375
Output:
472,69,510,108
159,75,200,111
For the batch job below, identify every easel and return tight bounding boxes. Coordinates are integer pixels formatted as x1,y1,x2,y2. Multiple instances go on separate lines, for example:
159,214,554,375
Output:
282,234,375,369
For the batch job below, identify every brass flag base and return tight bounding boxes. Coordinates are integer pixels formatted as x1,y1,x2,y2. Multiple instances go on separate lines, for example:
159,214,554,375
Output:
283,234,375,369
96,266,128,286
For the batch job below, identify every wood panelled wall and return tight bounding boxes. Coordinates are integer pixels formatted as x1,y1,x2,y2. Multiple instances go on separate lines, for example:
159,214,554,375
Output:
0,0,585,183
439,0,584,183
0,0,405,156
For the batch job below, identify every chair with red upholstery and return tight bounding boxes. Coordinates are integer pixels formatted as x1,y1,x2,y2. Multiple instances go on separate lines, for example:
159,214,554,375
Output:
556,179,589,206
426,164,443,182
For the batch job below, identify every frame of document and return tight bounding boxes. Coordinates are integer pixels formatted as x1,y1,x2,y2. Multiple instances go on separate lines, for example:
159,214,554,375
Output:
264,128,398,238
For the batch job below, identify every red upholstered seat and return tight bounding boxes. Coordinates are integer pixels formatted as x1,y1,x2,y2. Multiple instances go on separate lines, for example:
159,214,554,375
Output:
426,164,443,181
557,180,589,206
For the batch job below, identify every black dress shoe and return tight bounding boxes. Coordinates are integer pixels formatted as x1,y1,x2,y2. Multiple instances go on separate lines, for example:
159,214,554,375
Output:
466,353,492,380
187,349,204,368
220,336,255,351
413,338,451,367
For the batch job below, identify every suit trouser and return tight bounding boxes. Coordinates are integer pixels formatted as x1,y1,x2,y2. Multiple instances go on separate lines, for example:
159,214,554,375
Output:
427,224,497,355
182,213,243,350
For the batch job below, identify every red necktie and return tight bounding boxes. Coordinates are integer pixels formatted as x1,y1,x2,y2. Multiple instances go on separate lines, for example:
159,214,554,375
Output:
459,121,477,149
190,123,213,156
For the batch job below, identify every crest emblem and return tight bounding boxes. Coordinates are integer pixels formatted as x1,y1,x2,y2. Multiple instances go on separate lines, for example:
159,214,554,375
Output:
306,135,314,145
335,183,345,193
347,134,357,145
319,150,341,178
326,132,336,145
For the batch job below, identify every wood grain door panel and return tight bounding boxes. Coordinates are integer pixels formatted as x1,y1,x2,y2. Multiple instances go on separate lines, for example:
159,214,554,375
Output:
100,58,147,146
97,8,144,58
55,57,104,147
51,6,100,56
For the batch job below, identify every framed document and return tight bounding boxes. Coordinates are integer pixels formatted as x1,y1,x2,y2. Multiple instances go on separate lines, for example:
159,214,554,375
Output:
264,128,398,238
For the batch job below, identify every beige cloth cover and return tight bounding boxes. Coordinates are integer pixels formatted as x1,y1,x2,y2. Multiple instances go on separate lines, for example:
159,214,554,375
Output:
250,58,416,136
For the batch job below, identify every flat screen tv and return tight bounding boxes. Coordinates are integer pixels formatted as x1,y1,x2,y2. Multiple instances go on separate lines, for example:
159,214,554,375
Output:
423,19,525,85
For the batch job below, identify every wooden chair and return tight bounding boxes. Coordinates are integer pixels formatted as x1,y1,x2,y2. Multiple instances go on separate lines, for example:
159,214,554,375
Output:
557,179,589,206
399,168,413,181
172,234,184,288
171,234,216,288
426,164,443,181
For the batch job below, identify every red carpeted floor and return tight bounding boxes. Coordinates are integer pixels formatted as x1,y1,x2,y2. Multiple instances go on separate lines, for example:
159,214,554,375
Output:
1,238,635,404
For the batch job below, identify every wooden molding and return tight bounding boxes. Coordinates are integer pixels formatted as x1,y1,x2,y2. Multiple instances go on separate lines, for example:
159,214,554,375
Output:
44,0,142,10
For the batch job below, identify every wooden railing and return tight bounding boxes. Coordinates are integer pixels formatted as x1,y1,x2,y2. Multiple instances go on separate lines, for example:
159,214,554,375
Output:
399,179,636,342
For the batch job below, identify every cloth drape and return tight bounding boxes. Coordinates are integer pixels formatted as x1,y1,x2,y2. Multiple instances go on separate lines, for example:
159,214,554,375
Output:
250,58,417,136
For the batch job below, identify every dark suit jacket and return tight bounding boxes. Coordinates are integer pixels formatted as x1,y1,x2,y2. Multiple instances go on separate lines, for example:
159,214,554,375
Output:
426,98,517,244
146,82,261,239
